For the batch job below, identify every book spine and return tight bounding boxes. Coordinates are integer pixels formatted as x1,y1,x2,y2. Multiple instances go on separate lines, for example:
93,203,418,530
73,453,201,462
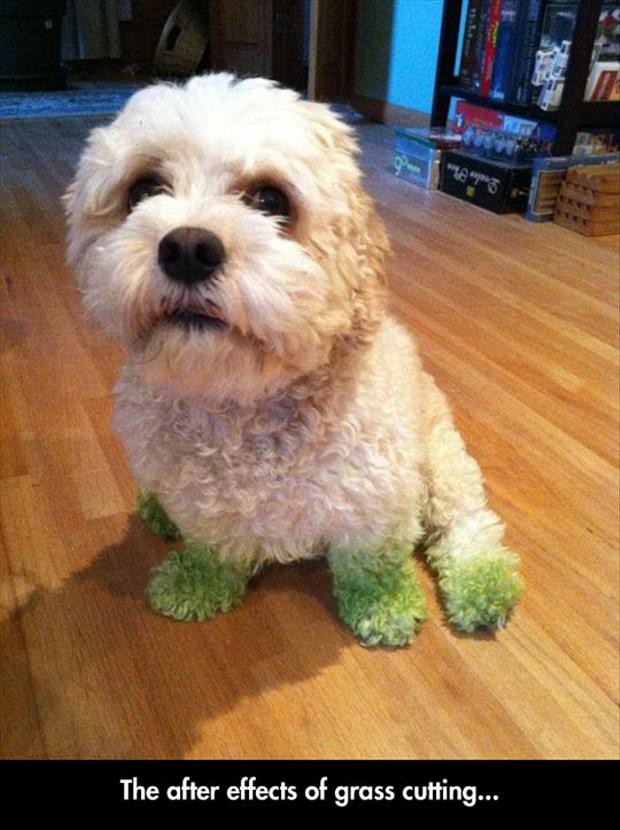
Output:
490,0,520,100
601,71,617,102
459,0,482,88
588,66,620,102
510,0,546,105
471,0,491,92
480,0,502,97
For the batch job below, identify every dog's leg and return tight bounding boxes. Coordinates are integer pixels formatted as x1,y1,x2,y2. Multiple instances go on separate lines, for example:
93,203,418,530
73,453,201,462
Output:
146,542,250,622
136,491,249,620
327,539,427,647
420,372,523,632
136,489,182,540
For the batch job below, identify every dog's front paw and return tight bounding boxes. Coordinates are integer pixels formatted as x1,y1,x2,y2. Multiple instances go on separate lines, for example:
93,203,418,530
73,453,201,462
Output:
439,549,523,633
136,490,182,540
329,546,427,647
146,542,248,622
349,598,426,648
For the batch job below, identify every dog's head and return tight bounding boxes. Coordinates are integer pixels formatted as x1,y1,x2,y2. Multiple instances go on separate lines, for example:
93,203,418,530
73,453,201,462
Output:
65,74,388,403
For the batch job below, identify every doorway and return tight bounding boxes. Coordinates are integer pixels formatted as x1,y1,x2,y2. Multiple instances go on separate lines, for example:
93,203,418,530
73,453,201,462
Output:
208,0,356,101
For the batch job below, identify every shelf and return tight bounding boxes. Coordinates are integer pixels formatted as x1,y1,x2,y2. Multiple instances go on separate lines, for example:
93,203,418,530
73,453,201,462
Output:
440,84,558,122
432,1,615,155
579,101,620,127
441,85,620,129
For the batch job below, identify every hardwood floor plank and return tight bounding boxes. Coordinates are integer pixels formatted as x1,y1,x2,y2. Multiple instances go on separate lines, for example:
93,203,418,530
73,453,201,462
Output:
0,529,47,758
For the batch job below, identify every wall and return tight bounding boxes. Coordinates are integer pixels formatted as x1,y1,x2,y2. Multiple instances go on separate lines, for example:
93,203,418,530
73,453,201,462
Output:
354,0,445,116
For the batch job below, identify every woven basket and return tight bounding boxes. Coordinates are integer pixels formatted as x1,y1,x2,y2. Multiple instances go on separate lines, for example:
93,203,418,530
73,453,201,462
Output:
153,1,208,77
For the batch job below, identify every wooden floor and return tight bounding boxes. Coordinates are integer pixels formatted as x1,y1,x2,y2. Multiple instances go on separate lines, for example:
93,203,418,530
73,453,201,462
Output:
1,115,618,760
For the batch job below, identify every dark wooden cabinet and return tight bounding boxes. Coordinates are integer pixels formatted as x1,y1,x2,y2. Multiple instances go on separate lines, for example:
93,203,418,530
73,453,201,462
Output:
208,0,355,100
208,0,275,79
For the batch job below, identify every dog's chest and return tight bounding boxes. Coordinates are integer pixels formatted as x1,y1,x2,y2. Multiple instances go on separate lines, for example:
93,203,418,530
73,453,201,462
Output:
128,394,374,501
114,380,421,555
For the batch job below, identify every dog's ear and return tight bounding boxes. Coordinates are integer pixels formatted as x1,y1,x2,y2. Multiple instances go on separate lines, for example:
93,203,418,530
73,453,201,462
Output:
303,100,361,160
64,126,127,266
350,186,390,287
301,101,390,348
71,130,128,211
343,184,390,349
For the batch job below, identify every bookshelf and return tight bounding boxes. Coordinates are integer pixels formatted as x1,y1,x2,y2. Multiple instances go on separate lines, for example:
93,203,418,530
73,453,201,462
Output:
431,0,620,155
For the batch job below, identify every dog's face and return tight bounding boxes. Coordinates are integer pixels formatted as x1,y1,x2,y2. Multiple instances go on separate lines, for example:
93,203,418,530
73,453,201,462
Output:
66,74,388,403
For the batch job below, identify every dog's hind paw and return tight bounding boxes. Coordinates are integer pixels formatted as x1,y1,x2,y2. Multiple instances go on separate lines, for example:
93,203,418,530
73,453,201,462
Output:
146,542,249,622
328,542,427,647
438,549,523,633
136,489,182,540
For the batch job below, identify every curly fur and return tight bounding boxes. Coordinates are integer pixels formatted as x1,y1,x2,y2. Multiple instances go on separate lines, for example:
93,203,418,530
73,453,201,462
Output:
136,489,181,540
146,541,249,622
328,540,427,647
66,73,522,644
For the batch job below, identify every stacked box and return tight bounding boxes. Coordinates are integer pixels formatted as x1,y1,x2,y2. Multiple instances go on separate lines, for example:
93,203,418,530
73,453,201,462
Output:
554,163,620,236
393,127,461,190
525,152,620,222
439,151,532,214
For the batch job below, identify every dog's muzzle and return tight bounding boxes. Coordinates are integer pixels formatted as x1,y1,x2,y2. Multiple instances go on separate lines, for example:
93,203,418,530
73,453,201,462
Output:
158,227,226,286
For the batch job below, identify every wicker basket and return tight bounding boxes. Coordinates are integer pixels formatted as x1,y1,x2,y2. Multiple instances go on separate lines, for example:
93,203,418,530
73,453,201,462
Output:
153,0,208,77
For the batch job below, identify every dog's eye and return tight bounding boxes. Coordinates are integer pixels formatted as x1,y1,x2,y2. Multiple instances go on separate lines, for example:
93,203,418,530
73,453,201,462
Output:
128,176,167,210
249,186,290,219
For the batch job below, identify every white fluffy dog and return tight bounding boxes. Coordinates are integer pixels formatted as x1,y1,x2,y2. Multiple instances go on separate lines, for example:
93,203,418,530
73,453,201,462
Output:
66,74,522,646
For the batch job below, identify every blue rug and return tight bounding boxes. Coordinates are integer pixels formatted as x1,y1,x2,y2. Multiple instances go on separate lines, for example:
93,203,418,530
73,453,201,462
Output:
0,85,368,125
0,86,143,120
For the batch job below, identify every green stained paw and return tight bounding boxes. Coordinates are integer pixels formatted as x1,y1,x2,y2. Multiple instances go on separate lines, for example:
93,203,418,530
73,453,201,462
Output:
146,542,249,622
329,542,427,647
136,489,182,540
438,551,523,633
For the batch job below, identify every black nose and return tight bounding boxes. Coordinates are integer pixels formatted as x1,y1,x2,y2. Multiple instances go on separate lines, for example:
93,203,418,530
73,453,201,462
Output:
158,227,226,285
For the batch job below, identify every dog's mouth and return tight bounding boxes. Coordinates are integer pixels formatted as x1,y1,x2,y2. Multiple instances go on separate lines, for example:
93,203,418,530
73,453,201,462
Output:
155,299,228,332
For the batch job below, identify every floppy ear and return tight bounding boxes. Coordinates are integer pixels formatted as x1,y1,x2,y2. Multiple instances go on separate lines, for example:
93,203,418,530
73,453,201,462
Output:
352,186,390,286
64,126,127,267
344,184,390,348
300,101,390,349
65,127,120,214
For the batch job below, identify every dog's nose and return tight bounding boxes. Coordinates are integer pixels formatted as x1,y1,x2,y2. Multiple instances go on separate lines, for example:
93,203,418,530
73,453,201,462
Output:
158,227,226,285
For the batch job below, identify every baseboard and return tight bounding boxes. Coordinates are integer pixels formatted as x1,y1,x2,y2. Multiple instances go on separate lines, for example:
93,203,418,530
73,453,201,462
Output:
349,93,430,127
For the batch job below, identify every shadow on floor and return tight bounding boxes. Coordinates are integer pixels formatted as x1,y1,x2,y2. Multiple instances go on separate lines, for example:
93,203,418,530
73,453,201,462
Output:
3,508,502,758
2,513,349,759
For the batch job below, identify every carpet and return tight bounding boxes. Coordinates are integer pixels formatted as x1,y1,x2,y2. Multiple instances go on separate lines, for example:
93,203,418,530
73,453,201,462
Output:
0,86,143,120
0,85,368,127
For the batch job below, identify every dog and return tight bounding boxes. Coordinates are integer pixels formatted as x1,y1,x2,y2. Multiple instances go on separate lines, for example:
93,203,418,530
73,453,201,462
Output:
65,74,522,646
